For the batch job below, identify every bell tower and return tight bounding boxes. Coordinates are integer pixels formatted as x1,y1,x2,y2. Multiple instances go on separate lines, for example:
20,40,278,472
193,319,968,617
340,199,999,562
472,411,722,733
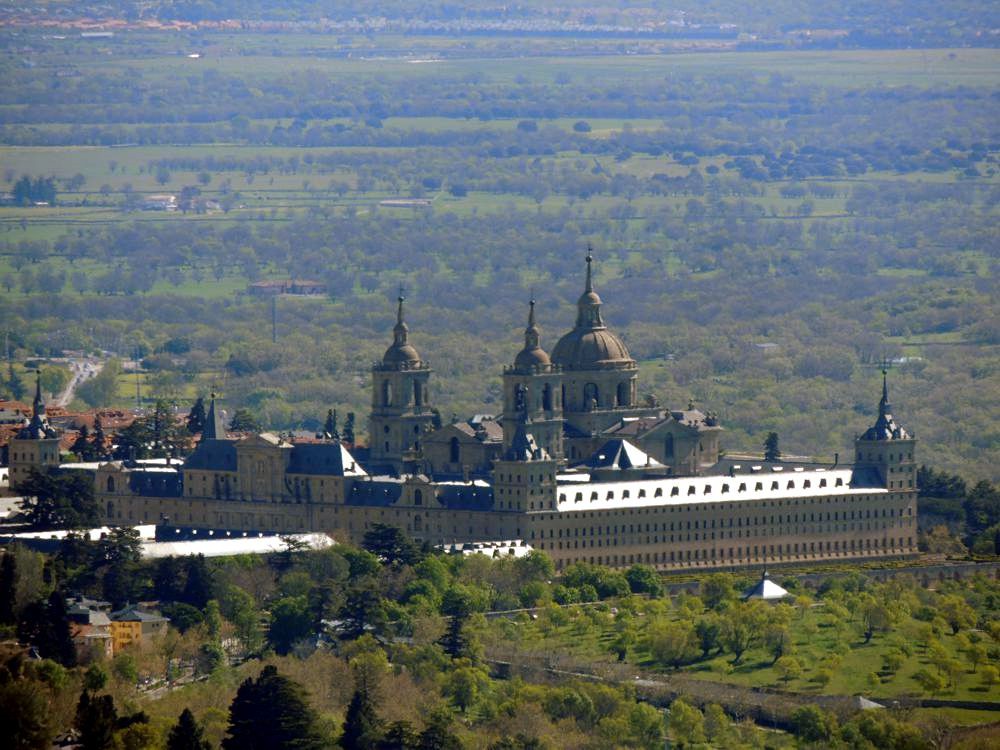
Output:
369,295,436,473
854,370,916,491
502,300,564,461
9,371,60,489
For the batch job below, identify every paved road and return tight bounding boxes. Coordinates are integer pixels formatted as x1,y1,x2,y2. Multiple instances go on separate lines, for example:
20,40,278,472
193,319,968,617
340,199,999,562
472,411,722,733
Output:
54,358,103,407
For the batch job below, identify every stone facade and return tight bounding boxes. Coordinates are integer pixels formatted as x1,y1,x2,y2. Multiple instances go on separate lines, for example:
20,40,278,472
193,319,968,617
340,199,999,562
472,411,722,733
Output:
93,259,919,571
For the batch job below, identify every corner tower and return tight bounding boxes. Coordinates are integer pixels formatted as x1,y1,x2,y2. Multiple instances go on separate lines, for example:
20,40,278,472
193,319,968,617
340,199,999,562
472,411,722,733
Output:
9,371,60,489
502,300,564,461
369,295,436,473
854,370,916,491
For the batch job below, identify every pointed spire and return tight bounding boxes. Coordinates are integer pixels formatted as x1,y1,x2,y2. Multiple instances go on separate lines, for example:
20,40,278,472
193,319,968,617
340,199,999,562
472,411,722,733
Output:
203,393,225,440
513,298,550,370
879,368,890,416
860,368,908,441
393,292,409,346
524,298,540,349
575,248,604,329
32,369,43,416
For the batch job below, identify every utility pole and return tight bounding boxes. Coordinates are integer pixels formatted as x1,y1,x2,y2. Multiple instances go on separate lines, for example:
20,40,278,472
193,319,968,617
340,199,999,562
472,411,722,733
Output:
271,295,277,344
134,344,142,409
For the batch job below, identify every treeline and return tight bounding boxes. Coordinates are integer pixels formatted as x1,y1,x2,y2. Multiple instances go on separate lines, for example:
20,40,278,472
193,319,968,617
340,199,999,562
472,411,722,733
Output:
3,68,994,162
918,466,1000,555
9,175,57,205
10,0,997,47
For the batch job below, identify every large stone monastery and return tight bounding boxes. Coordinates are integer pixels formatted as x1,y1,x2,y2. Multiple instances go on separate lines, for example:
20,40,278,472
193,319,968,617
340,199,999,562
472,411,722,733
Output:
14,255,919,570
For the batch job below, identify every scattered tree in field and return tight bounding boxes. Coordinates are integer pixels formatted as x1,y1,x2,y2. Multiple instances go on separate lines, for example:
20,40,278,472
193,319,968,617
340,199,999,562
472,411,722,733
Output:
12,176,56,206
938,594,976,635
646,620,696,669
775,655,802,685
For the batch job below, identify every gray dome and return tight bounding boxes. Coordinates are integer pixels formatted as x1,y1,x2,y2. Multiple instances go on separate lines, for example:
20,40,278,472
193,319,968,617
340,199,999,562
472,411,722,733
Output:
383,342,421,366
515,345,551,370
552,327,632,370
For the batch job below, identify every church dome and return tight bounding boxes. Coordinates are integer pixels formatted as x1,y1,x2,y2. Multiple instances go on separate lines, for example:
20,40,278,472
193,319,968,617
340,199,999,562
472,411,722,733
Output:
551,253,634,371
552,327,632,369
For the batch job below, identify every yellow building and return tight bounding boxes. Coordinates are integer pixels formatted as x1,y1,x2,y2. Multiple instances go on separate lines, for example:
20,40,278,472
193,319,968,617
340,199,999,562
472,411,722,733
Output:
109,605,168,653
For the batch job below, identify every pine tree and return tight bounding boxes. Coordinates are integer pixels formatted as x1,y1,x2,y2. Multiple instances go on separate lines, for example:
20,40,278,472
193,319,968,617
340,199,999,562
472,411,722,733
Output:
167,708,211,750
70,425,92,461
341,687,381,750
223,665,324,750
418,713,461,750
6,367,25,400
186,397,206,435
75,690,117,750
181,554,213,610
324,409,339,440
45,590,77,667
92,417,107,459
378,722,418,750
764,432,781,461
343,412,356,444
0,553,16,625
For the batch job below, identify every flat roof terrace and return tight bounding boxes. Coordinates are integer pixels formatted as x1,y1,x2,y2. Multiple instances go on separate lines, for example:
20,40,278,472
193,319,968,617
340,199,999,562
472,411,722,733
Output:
553,467,885,513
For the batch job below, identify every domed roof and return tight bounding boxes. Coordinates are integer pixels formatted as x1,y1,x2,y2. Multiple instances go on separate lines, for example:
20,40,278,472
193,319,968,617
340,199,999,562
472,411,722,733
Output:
552,327,632,369
383,341,421,365
551,252,635,371
512,300,551,371
382,296,422,368
515,346,550,369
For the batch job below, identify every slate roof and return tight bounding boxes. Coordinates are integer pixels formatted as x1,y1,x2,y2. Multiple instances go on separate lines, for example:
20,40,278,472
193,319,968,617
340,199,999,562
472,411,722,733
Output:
349,480,404,506
742,571,789,601
452,419,503,443
129,469,183,497
110,605,168,623
584,439,662,470
437,482,495,511
183,439,238,471
286,443,367,476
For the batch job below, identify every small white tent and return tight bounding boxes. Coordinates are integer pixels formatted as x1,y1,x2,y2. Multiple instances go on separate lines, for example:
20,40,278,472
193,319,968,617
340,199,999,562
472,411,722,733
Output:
742,570,789,601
